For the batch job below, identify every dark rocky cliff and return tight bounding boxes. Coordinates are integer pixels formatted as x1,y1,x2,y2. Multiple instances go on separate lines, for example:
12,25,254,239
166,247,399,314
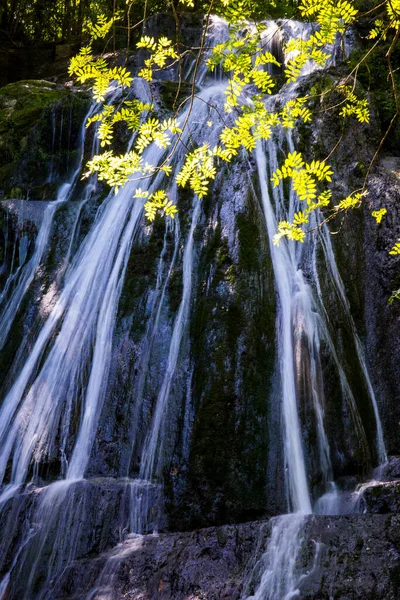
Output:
51,510,400,600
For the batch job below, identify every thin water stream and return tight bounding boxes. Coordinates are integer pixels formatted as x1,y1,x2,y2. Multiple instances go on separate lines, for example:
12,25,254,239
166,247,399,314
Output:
242,22,387,598
0,100,98,350
0,15,389,600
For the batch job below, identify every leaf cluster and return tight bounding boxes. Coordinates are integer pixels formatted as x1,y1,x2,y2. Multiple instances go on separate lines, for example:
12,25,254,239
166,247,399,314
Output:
271,152,334,244
67,0,400,288
137,36,179,82
135,189,178,221
68,42,133,101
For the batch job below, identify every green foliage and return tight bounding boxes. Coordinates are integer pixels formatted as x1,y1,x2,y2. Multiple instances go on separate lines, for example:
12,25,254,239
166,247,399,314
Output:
86,100,152,146
207,31,279,111
389,240,400,255
0,80,82,196
283,0,358,82
3,0,174,43
135,117,182,153
68,0,365,226
271,152,334,244
372,208,387,223
389,288,400,303
137,36,179,82
347,24,400,153
368,0,400,39
85,12,120,39
176,144,216,197
337,85,370,123
68,42,133,101
136,189,179,221
66,0,400,302
70,0,360,209
84,149,144,190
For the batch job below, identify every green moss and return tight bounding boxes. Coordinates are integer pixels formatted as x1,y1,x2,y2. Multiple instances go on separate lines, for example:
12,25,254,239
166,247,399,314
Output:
347,42,400,152
168,267,183,313
316,223,380,472
216,239,231,268
176,181,199,222
204,224,222,263
0,80,89,195
0,80,67,132
118,217,166,320
236,212,260,271
8,187,23,199
225,264,237,286
0,295,30,387
167,183,277,529
309,74,334,98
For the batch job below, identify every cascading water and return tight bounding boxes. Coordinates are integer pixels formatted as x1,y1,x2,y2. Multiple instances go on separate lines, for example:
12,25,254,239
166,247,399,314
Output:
139,195,201,481
240,135,314,600
0,13,391,600
316,220,387,466
242,22,387,600
0,14,231,595
0,100,98,351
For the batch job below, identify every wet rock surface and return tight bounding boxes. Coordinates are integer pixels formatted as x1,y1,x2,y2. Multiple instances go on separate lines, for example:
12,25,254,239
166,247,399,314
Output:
51,514,400,599
299,514,400,599
0,478,161,599
359,479,400,514
382,456,400,480
1,200,51,227
0,79,90,199
0,20,400,600
363,162,400,457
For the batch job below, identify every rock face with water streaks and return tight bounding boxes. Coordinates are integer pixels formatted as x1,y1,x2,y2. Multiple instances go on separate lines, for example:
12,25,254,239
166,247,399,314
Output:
0,80,89,199
0,15,400,600
47,513,400,599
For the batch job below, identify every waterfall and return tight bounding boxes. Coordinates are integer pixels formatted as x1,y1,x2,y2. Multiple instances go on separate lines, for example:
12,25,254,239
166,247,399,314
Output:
83,534,145,600
240,137,312,600
0,14,390,600
316,222,387,465
256,139,312,515
244,127,387,597
242,22,387,600
0,100,98,351
123,217,180,476
140,196,201,480
0,144,167,490
0,10,231,592
0,75,229,597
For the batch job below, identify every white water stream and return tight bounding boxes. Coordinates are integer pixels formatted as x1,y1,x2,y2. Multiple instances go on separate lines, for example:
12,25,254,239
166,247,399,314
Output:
140,195,201,480
0,15,389,600
242,21,387,600
0,77,229,599
0,101,99,351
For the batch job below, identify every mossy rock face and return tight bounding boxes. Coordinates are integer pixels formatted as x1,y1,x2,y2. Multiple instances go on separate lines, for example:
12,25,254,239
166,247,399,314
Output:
347,38,400,153
157,81,198,111
0,80,66,138
165,168,281,531
0,80,89,198
118,216,167,322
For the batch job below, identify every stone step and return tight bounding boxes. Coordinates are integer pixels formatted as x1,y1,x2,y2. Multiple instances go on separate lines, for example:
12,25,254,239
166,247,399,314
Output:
381,456,400,480
49,514,400,600
356,480,400,514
